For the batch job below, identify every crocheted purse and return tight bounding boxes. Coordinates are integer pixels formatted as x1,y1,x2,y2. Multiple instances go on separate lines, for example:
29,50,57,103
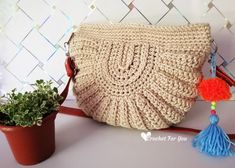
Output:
68,23,211,130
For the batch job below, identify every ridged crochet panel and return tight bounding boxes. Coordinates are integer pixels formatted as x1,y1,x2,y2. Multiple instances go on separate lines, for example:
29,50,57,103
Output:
69,23,211,130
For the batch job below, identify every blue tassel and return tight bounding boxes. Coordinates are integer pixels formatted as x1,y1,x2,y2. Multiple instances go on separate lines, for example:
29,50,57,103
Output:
192,114,235,157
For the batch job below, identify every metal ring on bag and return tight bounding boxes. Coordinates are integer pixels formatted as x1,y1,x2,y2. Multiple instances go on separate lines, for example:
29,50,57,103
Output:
64,42,69,56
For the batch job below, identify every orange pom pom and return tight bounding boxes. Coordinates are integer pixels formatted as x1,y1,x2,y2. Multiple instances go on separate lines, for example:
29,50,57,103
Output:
198,77,231,101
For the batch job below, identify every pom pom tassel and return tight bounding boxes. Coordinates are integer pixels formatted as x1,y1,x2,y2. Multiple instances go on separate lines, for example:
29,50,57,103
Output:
193,49,235,157
198,77,231,102
192,114,235,156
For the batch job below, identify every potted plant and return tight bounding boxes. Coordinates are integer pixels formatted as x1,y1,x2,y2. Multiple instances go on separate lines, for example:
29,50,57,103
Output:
0,80,63,165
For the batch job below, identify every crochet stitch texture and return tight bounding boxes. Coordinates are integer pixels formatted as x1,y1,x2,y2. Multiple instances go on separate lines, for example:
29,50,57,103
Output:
69,23,211,130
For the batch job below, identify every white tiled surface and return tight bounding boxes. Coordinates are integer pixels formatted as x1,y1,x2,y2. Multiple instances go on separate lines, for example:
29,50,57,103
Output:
213,0,235,24
39,10,70,45
54,0,90,25
158,7,188,25
0,68,23,95
214,29,235,63
17,0,51,25
6,48,38,80
122,8,149,24
0,0,16,26
4,10,32,45
95,0,130,22
0,0,235,98
83,8,108,23
172,0,208,22
0,35,20,64
22,29,56,63
27,66,58,88
43,48,66,81
133,0,169,24
200,7,225,34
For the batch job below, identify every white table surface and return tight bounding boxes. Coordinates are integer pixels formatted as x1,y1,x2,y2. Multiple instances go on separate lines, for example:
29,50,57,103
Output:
1,100,235,168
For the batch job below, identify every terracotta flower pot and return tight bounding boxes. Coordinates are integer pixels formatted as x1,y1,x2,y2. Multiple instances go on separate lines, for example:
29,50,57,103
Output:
0,112,57,165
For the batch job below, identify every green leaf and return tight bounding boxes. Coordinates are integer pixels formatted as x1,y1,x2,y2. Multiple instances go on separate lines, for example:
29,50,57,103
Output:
53,87,58,93
0,79,63,127
36,79,44,84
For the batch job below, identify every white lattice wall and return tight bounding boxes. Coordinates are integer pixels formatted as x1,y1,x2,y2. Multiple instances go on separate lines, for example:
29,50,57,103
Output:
0,0,235,100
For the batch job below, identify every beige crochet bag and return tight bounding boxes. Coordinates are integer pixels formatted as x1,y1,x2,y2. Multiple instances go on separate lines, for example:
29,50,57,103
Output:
68,23,211,130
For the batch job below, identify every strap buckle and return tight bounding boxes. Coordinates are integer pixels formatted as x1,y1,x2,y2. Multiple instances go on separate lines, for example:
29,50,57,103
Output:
64,42,78,78
65,57,75,77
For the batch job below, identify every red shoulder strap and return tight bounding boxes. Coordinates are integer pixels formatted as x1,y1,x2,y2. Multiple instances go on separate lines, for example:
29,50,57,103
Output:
59,57,235,139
